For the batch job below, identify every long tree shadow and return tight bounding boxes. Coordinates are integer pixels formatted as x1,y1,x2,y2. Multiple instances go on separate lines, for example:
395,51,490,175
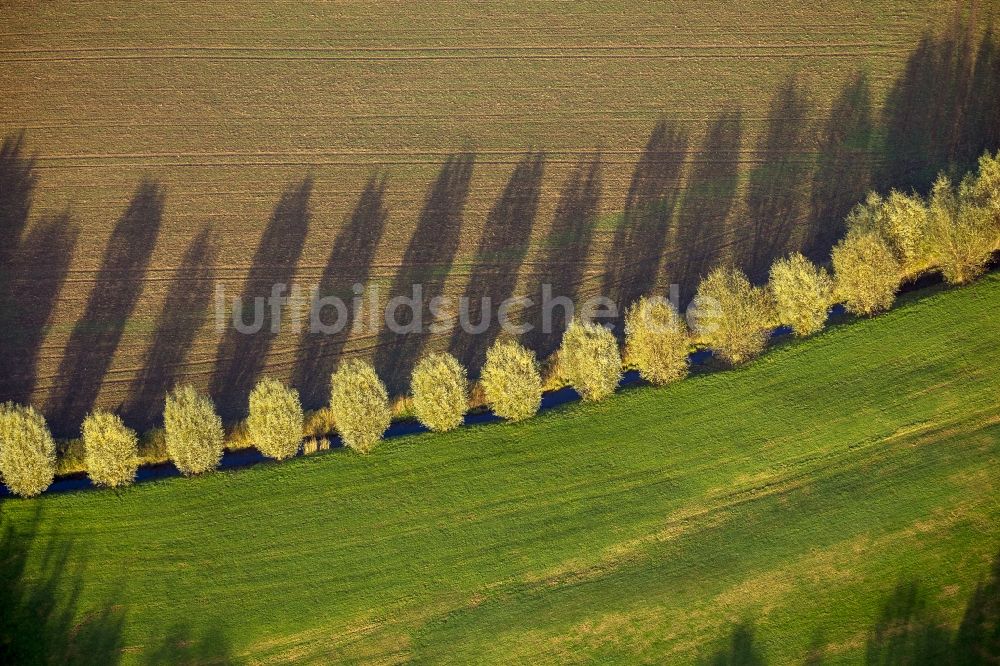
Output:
121,226,218,431
374,154,473,394
522,154,602,360
879,19,999,194
740,75,814,283
953,548,1000,664
804,70,874,263
210,178,311,422
0,506,126,664
0,134,70,407
865,581,958,665
0,213,78,406
291,175,389,409
142,622,232,665
603,119,689,331
0,133,36,271
448,152,543,374
670,109,742,306
46,181,164,437
700,621,766,666
960,26,1000,167
693,548,1000,665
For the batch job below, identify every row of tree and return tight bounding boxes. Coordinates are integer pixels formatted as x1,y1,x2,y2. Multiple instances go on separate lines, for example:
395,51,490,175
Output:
0,151,998,498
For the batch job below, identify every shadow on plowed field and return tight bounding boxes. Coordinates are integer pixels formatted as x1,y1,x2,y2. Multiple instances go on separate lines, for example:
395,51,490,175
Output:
122,226,219,431
375,153,474,394
602,118,689,332
210,177,312,422
0,23,999,433
292,174,389,409
46,181,163,437
449,151,544,375
522,154,603,360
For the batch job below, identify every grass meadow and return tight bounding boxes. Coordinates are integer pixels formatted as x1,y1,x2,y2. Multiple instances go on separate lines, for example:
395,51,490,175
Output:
2,272,998,663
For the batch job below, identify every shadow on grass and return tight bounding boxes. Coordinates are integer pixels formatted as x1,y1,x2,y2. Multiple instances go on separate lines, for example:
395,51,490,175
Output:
698,547,1000,664
700,621,766,666
141,622,232,665
0,506,236,664
0,506,125,664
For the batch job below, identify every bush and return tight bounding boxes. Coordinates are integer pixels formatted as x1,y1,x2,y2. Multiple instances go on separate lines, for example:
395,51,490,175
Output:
624,297,689,385
692,267,774,365
82,411,139,488
928,174,995,285
164,385,225,474
768,253,834,337
846,191,930,273
559,320,622,401
832,229,901,316
330,359,391,453
411,353,468,432
0,403,56,497
247,378,304,460
968,149,1000,223
480,339,542,421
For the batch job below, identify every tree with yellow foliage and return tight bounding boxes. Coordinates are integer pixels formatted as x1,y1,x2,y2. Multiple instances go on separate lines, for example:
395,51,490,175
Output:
411,352,468,432
82,410,139,488
330,359,391,453
480,339,542,421
624,297,689,385
768,253,833,337
247,378,304,460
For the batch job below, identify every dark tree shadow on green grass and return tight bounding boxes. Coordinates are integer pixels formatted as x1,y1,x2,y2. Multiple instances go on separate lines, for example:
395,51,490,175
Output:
700,621,766,666
0,506,126,664
696,548,1000,665
863,551,1000,664
864,581,954,665
142,622,233,665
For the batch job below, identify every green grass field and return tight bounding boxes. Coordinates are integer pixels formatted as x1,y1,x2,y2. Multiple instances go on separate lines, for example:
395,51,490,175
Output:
2,273,998,663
